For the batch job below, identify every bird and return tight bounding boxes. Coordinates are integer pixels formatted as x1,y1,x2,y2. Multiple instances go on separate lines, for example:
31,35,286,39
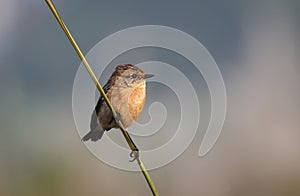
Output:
82,64,154,142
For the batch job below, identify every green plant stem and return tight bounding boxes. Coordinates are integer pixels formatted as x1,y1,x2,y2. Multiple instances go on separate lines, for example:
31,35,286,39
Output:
45,0,158,195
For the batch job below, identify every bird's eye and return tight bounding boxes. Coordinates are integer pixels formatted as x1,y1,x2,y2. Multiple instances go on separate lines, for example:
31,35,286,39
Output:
131,74,137,78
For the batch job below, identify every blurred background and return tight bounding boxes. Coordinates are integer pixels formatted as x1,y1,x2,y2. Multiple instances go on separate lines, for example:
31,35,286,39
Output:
1,0,300,195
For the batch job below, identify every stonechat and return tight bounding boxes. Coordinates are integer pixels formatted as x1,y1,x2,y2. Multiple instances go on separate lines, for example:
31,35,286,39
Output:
82,64,154,142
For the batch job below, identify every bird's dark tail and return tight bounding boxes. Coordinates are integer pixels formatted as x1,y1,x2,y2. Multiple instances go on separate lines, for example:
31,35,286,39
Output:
82,110,104,142
81,126,104,142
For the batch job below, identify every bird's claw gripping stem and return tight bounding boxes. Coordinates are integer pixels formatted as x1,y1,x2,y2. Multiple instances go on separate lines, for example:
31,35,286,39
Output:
114,112,121,124
129,148,139,162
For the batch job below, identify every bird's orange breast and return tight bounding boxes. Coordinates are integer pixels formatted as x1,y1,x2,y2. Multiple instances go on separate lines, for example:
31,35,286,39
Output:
128,86,146,122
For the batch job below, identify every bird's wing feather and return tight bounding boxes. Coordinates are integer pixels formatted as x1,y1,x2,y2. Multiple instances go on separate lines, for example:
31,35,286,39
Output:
95,80,111,114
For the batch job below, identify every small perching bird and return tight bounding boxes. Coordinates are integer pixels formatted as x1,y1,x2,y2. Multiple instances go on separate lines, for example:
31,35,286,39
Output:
82,64,154,142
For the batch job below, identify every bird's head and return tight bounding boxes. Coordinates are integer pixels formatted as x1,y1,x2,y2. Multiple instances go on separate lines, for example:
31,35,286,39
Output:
113,64,154,88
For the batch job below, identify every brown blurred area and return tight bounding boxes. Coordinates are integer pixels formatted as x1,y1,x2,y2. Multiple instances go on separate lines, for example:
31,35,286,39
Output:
0,0,300,195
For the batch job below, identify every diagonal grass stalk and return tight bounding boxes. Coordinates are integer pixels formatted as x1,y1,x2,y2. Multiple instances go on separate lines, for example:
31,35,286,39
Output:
45,1,158,195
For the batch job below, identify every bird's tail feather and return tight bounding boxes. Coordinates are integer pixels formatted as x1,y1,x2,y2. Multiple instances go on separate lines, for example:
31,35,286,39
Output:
81,110,104,142
81,124,104,142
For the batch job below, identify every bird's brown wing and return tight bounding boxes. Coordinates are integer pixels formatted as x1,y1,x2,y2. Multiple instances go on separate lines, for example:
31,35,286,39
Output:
82,81,111,142
95,80,110,114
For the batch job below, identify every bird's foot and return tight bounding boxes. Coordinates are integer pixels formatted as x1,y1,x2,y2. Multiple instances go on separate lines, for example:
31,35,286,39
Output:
114,112,121,124
129,148,139,162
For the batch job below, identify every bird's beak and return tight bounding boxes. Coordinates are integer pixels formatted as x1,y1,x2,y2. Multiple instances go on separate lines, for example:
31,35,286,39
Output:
144,74,154,79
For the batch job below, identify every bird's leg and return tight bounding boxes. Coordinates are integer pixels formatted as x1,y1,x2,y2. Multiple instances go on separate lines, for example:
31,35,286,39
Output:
114,112,139,162
114,112,121,124
129,148,139,162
